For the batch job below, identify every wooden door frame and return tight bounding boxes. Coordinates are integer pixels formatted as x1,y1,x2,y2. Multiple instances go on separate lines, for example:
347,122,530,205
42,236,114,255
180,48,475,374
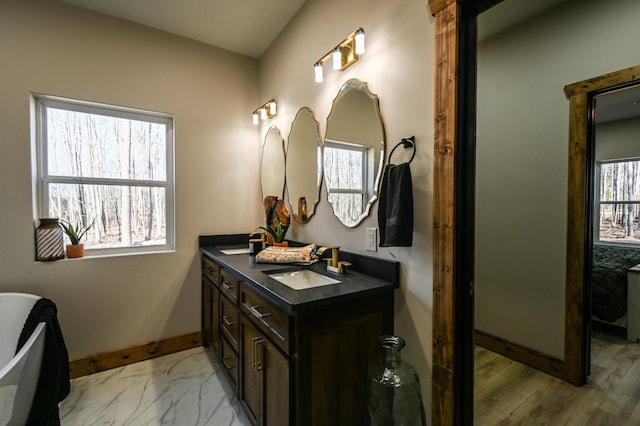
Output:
563,63,640,377
429,1,476,424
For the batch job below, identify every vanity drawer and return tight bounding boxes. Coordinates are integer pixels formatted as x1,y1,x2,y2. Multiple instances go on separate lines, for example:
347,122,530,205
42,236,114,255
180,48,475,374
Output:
220,270,239,303
202,257,220,287
220,293,239,350
220,335,238,391
240,283,290,354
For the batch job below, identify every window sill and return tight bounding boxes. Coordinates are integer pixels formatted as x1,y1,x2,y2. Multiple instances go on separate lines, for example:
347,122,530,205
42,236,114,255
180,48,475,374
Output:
36,248,175,262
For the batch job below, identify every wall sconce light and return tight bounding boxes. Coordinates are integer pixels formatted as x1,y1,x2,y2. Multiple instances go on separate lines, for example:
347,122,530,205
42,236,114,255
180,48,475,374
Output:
314,28,365,83
252,99,277,125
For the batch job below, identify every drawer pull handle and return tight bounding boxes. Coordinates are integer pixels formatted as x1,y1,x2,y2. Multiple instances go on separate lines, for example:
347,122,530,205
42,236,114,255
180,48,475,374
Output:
222,281,236,291
252,336,265,371
222,315,236,326
247,304,271,319
222,356,236,371
205,266,214,274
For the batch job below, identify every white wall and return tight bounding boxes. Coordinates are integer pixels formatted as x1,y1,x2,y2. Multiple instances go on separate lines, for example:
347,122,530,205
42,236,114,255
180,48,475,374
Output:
0,0,260,358
258,0,436,411
476,0,640,358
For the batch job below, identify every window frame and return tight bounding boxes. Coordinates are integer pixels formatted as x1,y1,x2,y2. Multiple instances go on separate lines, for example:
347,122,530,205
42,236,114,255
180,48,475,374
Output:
323,139,369,203
594,157,640,247
33,94,176,257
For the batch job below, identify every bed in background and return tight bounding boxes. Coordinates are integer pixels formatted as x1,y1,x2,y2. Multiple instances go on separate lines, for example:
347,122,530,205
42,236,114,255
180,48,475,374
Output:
592,244,640,342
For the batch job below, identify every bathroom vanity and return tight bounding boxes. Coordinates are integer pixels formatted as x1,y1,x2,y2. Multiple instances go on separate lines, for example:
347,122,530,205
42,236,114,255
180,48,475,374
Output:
200,235,398,426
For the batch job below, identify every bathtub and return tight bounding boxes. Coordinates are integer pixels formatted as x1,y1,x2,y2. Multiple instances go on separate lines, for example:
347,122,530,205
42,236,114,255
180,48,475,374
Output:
0,293,46,426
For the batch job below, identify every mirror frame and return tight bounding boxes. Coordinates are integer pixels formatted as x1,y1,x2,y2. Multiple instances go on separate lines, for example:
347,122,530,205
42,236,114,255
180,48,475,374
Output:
324,78,386,227
286,107,322,223
260,126,286,200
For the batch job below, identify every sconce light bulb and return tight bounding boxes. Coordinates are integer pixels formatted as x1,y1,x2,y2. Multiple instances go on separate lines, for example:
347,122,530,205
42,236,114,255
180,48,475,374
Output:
269,100,277,115
252,112,259,125
355,29,365,55
260,108,267,120
314,63,323,83
332,48,342,70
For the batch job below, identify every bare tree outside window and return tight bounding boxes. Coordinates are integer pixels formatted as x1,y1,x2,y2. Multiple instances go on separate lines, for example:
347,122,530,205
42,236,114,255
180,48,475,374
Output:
36,96,175,254
599,159,640,244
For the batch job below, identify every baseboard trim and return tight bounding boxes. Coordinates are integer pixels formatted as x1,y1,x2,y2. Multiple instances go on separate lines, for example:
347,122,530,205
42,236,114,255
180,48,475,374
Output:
69,331,203,379
474,329,566,379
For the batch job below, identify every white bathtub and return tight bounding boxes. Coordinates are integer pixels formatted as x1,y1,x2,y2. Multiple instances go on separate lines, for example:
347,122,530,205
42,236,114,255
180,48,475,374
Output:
0,293,46,426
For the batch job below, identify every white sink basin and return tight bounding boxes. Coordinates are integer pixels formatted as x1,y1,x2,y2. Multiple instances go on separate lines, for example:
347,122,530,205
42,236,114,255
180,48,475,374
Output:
267,269,340,290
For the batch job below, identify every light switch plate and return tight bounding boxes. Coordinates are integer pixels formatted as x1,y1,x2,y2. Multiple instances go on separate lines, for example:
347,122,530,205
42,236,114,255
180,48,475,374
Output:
366,228,377,252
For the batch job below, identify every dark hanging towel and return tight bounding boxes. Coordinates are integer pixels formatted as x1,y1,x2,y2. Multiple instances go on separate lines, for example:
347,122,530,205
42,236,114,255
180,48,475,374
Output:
16,298,70,426
378,162,414,247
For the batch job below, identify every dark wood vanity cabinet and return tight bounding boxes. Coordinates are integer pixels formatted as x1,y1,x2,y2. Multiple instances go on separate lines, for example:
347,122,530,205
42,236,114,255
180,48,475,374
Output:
201,253,394,426
240,314,290,425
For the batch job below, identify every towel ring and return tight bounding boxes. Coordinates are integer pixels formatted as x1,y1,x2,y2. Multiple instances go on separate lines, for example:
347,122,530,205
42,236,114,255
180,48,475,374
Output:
389,136,416,164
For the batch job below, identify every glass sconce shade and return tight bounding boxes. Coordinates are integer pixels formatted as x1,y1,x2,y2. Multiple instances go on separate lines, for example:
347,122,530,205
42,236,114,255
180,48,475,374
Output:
314,63,323,83
332,48,342,70
355,28,365,55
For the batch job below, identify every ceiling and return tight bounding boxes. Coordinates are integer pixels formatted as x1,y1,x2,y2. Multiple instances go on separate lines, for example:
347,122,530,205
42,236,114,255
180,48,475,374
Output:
60,0,307,58
478,0,569,41
595,85,640,124
62,0,639,123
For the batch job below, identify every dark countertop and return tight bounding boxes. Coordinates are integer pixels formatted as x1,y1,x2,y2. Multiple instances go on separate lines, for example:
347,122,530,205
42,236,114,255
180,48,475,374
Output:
200,244,397,316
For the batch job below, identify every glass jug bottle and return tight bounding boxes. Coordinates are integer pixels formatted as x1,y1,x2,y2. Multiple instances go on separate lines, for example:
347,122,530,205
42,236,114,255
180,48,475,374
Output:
366,335,426,426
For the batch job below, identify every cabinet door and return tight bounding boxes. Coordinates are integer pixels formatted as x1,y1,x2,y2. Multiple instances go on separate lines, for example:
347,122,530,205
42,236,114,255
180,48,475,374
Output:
241,316,289,426
202,276,219,357
241,316,262,425
263,337,289,426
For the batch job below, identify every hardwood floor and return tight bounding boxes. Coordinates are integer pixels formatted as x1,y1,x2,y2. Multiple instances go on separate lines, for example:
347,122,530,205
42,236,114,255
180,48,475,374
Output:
475,329,640,425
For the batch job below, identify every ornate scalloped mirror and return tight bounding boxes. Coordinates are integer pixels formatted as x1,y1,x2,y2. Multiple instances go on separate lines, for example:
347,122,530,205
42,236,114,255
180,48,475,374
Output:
260,126,285,200
324,79,385,227
286,107,322,223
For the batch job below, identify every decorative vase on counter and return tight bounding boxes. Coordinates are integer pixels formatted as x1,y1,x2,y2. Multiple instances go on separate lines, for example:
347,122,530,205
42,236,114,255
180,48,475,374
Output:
365,335,426,426
35,218,65,261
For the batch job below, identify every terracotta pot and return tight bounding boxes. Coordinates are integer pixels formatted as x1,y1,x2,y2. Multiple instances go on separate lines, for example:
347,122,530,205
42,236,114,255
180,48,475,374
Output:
273,241,288,247
66,243,85,258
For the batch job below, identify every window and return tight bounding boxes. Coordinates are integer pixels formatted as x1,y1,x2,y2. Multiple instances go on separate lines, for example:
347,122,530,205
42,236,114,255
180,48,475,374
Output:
596,159,640,245
34,95,175,255
323,140,371,226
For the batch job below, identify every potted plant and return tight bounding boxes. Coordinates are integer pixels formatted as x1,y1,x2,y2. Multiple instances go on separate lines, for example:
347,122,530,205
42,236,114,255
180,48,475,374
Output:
60,217,96,258
261,221,289,247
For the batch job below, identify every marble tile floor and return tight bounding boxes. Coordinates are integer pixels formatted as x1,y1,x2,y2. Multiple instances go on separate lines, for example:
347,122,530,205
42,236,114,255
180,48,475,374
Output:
59,347,252,426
